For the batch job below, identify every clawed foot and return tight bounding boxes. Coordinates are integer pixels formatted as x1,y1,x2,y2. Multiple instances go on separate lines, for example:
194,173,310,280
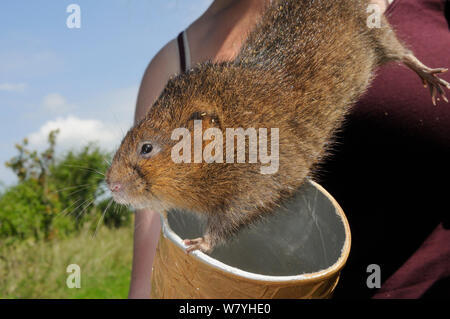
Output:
183,236,212,254
417,67,449,105
404,55,450,106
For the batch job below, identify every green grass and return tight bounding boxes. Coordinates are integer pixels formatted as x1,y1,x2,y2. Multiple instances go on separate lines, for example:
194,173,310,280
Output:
0,223,133,299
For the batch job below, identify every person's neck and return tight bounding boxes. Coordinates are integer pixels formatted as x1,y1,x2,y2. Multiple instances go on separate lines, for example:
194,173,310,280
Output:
188,0,270,63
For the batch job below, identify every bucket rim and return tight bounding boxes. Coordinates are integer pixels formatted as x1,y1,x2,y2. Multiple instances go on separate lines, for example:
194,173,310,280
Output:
160,179,351,283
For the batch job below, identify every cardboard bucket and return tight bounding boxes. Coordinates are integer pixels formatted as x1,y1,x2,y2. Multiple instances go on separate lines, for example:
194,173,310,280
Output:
151,179,351,299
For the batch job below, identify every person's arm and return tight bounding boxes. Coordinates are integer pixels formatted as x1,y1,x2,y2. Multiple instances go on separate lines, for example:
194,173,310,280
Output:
128,210,161,298
128,39,180,299
134,40,180,123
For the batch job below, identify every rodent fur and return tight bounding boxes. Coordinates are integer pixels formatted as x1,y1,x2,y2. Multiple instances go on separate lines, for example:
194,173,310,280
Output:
107,0,450,253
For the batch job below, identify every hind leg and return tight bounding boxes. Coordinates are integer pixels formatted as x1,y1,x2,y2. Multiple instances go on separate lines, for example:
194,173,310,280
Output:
372,16,450,105
402,54,450,105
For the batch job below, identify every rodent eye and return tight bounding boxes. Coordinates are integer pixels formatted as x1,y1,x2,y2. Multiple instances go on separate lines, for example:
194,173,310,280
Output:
138,141,161,159
140,143,153,155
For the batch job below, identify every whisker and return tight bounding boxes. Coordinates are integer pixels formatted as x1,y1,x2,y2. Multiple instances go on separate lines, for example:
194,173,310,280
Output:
111,202,117,216
134,209,153,232
115,202,121,215
60,164,105,176
64,186,95,199
92,198,114,238
50,183,92,194
66,197,94,217
56,198,84,218
75,198,96,220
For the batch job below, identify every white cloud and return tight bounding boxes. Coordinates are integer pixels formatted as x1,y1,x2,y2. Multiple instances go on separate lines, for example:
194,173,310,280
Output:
42,93,73,113
23,86,137,157
0,82,27,92
28,115,121,153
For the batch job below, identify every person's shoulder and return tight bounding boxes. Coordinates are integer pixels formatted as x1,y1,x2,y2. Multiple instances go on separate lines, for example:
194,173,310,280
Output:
147,38,180,77
135,37,181,122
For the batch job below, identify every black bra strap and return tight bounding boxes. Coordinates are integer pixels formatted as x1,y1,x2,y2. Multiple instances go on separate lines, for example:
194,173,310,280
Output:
177,32,187,73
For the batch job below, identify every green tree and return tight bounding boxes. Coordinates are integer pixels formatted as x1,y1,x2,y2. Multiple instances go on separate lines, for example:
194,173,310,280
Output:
0,130,132,244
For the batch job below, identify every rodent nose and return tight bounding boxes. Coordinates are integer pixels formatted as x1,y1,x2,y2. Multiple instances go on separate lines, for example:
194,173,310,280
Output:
109,182,122,193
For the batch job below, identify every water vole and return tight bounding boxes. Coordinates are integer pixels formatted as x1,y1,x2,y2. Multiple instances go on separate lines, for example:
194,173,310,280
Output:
106,0,449,253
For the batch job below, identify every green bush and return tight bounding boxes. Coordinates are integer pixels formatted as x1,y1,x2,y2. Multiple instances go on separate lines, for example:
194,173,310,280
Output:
0,130,132,245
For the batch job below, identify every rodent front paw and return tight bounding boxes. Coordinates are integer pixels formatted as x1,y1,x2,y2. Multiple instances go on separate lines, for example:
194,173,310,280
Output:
183,237,212,254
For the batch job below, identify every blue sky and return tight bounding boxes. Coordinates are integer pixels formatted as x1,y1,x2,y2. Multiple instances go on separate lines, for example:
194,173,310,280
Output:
0,0,212,187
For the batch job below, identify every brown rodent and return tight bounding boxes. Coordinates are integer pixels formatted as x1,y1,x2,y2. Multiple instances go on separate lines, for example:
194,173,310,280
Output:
106,0,449,253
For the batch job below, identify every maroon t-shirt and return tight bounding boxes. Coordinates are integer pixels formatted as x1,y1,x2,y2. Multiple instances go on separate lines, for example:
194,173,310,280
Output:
358,0,450,145
319,0,450,299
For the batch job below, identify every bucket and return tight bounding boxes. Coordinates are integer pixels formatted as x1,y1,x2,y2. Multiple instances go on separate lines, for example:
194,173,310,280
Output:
151,179,351,299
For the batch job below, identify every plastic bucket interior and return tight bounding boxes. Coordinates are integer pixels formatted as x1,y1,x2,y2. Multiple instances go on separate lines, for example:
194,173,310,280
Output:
151,179,351,298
